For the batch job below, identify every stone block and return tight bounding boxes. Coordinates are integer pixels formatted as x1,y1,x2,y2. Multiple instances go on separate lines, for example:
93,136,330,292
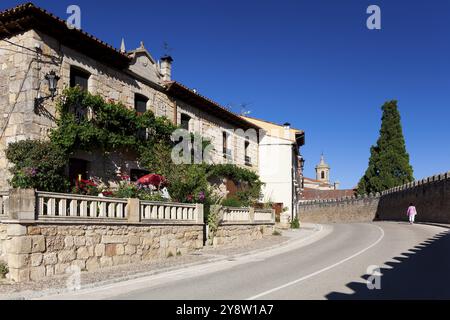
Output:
74,236,86,247
125,245,136,255
128,236,140,246
8,268,30,282
27,226,42,235
7,236,32,254
30,253,43,267
99,256,113,268
76,247,91,260
86,257,100,271
72,260,86,270
43,252,57,265
55,263,70,275
58,250,76,263
64,236,74,248
31,235,45,253
102,235,125,244
94,244,105,257
46,236,65,252
30,266,46,281
112,255,129,266
116,244,125,256
7,224,27,236
105,244,116,257
46,265,55,277
7,253,29,269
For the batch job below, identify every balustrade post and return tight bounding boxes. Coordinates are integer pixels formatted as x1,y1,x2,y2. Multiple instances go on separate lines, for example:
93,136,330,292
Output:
195,203,204,224
8,189,36,221
249,207,255,223
127,198,141,223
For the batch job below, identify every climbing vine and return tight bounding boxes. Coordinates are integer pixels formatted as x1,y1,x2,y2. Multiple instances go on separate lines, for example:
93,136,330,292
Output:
6,87,263,214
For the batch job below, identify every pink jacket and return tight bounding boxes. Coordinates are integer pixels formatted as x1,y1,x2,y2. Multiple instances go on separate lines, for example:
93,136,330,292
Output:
407,206,417,217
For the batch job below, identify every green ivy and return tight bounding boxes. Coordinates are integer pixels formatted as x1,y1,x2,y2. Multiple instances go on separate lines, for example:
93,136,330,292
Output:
6,140,70,192
6,88,263,216
206,164,263,206
51,87,177,154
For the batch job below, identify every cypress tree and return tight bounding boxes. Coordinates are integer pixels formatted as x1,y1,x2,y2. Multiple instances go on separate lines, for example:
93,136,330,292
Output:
357,100,414,195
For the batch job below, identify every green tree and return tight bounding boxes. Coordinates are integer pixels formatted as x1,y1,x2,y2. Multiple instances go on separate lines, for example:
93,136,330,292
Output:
357,100,414,195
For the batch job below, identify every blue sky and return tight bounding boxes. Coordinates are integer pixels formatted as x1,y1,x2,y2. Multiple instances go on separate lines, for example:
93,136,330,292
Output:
2,0,450,188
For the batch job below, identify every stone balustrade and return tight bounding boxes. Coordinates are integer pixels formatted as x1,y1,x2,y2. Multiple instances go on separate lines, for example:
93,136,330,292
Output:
3,190,204,225
210,206,275,247
140,201,203,224
37,192,128,221
221,207,275,224
222,207,251,222
0,189,205,283
254,209,275,223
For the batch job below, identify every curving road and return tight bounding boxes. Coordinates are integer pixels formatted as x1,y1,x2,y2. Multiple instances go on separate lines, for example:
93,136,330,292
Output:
47,222,450,300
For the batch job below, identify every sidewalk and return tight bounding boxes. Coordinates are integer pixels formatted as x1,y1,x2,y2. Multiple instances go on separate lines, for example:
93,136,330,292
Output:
0,223,324,300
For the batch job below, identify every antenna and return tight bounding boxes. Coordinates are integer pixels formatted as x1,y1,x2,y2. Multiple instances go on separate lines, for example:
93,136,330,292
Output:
239,102,252,116
162,41,174,56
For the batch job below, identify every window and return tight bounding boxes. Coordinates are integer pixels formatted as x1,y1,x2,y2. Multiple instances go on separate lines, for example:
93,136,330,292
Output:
181,113,191,131
223,132,231,159
70,67,90,91
130,169,150,182
321,171,325,179
135,94,148,114
245,140,251,166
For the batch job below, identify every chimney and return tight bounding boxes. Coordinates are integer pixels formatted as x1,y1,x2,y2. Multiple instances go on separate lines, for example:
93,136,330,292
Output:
283,122,291,140
160,55,173,81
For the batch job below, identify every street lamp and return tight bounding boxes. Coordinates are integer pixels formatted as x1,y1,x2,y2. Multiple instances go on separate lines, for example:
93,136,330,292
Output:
299,156,305,171
44,70,60,101
34,70,60,117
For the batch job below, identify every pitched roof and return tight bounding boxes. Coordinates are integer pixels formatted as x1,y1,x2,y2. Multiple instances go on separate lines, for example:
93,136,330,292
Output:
0,2,131,69
0,3,262,131
165,81,261,130
241,115,305,146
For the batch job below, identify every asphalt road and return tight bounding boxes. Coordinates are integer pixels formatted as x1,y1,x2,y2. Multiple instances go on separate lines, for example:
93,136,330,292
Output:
47,222,450,300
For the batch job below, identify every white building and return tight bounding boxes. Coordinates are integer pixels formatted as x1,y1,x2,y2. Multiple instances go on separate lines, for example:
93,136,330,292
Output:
241,117,305,220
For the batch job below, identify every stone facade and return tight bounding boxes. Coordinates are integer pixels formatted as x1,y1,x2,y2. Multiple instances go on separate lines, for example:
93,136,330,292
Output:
0,24,260,191
3,222,203,282
298,172,450,225
176,100,259,168
212,224,274,247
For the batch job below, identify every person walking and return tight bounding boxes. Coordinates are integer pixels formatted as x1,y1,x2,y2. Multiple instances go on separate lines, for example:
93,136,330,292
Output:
407,203,418,224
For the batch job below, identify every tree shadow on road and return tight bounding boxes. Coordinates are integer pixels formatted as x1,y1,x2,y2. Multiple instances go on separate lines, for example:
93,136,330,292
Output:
326,229,450,300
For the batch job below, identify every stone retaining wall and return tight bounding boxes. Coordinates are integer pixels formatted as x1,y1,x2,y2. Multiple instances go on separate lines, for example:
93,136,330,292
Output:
3,222,203,282
298,197,379,224
212,224,274,247
298,172,450,225
0,223,7,262
209,206,275,247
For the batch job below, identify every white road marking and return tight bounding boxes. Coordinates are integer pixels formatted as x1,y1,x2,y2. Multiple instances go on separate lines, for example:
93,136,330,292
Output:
246,224,385,300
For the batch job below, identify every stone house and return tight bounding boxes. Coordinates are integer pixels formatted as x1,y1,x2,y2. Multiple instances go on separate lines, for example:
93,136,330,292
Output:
0,3,260,192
